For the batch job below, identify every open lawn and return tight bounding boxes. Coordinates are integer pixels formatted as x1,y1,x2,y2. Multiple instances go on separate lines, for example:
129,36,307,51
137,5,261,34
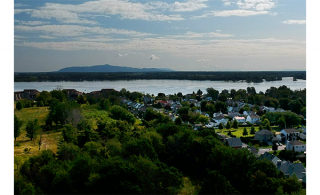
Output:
216,126,279,138
216,126,260,137
14,106,63,157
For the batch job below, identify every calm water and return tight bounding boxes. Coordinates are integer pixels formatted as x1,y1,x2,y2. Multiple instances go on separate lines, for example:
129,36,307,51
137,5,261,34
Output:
14,77,306,95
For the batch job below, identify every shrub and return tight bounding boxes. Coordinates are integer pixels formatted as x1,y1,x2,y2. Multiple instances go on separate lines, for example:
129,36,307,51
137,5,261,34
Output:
15,142,22,147
16,101,23,110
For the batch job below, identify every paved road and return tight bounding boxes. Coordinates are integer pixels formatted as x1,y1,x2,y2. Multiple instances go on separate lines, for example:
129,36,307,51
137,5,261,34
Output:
257,145,286,156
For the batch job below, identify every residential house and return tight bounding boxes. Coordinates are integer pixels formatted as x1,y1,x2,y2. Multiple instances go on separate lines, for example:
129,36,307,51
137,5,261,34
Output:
278,161,306,185
243,111,256,116
225,138,243,149
194,124,203,130
286,140,306,152
246,114,261,124
228,112,240,118
280,129,300,142
201,112,210,117
143,96,154,104
212,115,228,126
14,89,40,101
233,116,246,123
259,152,281,166
63,89,83,100
254,129,274,143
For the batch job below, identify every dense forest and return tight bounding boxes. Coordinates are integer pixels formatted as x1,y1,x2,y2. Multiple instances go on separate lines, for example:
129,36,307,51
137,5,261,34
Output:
14,85,306,195
14,71,306,83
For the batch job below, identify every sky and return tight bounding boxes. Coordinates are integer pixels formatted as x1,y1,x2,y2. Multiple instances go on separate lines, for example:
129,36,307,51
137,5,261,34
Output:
14,0,306,72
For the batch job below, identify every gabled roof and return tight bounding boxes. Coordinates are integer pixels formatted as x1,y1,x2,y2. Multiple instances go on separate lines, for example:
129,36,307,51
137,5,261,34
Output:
255,129,273,135
279,162,306,180
282,129,299,134
288,140,306,146
249,146,258,155
249,115,260,119
259,152,280,165
226,138,242,148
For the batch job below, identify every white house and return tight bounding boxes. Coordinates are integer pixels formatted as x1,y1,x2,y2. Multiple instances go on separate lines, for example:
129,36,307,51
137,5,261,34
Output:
243,111,256,116
280,129,300,142
233,116,246,123
246,115,261,124
286,140,306,152
212,115,229,126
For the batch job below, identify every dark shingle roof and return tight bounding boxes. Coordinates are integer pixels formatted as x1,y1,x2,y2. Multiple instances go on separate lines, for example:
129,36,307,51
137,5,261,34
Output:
255,129,273,135
226,138,242,148
283,129,299,134
288,140,306,146
279,162,306,180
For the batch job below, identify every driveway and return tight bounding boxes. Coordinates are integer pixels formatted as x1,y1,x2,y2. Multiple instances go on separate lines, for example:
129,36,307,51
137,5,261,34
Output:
257,145,286,156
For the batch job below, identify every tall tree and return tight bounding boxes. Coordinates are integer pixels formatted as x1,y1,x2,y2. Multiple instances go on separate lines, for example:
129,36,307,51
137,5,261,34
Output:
219,123,224,130
14,115,23,141
26,119,39,141
243,127,248,136
197,89,203,95
206,88,219,100
226,121,231,130
232,119,239,129
250,125,256,134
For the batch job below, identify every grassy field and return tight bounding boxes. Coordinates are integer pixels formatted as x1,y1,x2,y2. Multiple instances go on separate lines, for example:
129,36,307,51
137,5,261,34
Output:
216,126,279,138
14,106,63,157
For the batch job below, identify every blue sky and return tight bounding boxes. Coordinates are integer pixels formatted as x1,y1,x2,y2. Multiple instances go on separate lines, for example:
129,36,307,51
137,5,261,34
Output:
14,0,306,72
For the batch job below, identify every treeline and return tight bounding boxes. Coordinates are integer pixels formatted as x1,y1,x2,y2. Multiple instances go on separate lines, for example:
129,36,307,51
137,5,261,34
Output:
15,96,305,194
14,71,306,83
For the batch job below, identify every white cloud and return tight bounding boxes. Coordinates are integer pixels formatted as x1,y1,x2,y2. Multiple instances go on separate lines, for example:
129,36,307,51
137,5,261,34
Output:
39,35,57,39
20,0,185,23
213,9,269,17
149,55,160,60
224,2,231,6
14,25,154,37
17,37,305,60
236,0,276,11
117,53,123,57
15,20,49,26
148,0,208,12
14,35,27,39
171,31,234,38
14,3,29,8
197,59,211,62
14,9,33,14
282,20,306,25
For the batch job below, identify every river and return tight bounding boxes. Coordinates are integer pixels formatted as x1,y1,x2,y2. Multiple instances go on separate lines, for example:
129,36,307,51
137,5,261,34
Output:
14,77,306,95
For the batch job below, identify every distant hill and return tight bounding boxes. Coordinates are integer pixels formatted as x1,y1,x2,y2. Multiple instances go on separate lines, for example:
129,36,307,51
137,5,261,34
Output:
57,64,174,72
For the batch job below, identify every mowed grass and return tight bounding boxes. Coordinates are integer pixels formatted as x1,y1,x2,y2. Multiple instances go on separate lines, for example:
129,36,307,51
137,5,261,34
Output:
216,126,260,137
14,106,63,156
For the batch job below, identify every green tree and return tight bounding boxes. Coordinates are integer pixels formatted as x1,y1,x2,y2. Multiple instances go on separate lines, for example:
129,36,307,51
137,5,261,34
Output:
226,121,231,130
243,127,248,136
200,100,208,111
259,125,263,130
26,119,39,141
16,101,23,110
14,115,23,141
219,122,224,130
214,101,227,113
197,115,209,124
265,123,272,131
288,100,303,114
199,171,239,194
250,125,256,134
175,117,183,125
206,88,219,100
197,89,203,95
232,119,239,129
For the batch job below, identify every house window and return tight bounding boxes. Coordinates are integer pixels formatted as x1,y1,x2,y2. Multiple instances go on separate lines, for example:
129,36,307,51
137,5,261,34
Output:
302,146,304,148
296,146,298,148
